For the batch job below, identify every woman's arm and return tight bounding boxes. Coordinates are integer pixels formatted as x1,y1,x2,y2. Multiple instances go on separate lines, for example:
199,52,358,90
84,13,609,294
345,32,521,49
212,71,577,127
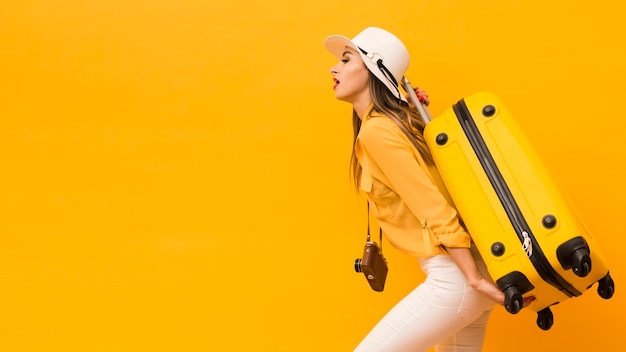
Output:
446,247,536,307
446,247,505,305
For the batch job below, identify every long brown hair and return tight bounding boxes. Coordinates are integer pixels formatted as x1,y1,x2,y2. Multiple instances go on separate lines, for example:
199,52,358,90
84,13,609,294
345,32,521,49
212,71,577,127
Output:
350,72,434,189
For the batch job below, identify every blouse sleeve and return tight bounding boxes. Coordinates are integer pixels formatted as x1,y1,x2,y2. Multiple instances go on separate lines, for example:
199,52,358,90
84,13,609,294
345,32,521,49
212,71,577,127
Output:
358,117,470,248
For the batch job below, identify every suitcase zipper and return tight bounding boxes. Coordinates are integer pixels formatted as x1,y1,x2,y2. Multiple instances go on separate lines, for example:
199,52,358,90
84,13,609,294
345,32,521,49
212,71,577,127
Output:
453,100,581,298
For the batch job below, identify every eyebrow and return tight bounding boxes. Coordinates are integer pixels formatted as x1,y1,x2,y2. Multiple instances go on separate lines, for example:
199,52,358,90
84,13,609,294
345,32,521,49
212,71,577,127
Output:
341,48,357,57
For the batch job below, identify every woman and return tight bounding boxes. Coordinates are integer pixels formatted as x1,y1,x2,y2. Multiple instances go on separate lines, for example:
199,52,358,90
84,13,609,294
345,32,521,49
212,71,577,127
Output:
324,27,534,351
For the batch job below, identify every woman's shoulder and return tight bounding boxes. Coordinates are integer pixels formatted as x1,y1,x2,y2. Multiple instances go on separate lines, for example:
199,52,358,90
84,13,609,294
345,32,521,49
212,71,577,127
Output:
358,115,408,150
361,114,402,137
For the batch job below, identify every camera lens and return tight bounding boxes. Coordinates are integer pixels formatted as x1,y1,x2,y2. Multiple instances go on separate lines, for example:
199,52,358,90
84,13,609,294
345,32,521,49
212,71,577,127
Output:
354,258,362,273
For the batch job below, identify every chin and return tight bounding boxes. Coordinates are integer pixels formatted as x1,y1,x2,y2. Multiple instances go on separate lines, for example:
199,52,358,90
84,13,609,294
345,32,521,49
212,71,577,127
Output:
334,92,351,103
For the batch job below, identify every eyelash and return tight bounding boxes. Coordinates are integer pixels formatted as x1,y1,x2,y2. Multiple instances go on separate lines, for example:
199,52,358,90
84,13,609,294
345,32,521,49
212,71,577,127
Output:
341,58,349,63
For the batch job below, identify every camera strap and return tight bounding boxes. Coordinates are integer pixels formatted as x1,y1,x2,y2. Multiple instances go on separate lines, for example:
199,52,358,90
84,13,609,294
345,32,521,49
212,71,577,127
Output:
367,201,383,252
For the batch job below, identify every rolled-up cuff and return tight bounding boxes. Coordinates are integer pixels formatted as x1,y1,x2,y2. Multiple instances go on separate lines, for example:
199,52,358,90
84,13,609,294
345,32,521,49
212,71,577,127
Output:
437,231,471,249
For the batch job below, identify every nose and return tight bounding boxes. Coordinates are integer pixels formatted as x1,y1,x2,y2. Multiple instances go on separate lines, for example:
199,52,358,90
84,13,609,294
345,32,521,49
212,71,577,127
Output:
330,62,339,75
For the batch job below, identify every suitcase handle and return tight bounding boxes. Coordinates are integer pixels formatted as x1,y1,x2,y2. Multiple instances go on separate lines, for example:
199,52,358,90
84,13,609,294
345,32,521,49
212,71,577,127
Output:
401,76,433,124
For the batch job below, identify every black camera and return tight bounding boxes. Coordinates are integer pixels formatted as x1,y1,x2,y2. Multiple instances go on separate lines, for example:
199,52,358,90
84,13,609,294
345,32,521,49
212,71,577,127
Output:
354,241,388,292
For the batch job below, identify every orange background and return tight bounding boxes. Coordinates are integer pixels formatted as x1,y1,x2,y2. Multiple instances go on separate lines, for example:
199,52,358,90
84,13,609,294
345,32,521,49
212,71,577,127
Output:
1,0,624,351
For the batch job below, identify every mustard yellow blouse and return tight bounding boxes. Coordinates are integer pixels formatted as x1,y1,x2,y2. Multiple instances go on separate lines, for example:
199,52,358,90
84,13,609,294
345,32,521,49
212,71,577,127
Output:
355,106,470,258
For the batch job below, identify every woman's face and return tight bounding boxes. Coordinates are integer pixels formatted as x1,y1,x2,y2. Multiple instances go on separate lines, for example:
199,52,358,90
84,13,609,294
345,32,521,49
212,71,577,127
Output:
330,47,371,105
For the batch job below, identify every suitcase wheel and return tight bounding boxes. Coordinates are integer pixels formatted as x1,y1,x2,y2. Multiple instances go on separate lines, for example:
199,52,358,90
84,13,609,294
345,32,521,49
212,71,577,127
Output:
497,271,534,315
556,236,591,277
597,272,615,299
571,248,592,277
503,286,523,314
536,307,554,330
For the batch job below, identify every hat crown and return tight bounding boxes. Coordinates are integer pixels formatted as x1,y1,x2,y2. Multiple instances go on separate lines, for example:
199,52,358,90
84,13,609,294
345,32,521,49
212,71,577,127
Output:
351,27,409,84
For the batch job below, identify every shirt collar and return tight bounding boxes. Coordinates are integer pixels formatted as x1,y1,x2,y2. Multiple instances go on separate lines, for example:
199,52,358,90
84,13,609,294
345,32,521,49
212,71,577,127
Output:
363,103,383,121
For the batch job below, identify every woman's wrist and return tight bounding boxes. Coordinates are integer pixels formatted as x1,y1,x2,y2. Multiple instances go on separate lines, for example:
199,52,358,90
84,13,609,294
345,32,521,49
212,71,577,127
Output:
467,275,484,289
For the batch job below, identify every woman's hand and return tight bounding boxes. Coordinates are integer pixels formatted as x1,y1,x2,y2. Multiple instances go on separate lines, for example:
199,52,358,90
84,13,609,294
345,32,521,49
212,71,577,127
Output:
469,277,505,305
470,277,536,308
407,87,430,107
446,247,536,309
523,296,537,308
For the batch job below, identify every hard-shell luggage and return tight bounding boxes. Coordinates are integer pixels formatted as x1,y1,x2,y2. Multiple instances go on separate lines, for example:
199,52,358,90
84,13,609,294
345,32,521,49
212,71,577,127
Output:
402,80,615,330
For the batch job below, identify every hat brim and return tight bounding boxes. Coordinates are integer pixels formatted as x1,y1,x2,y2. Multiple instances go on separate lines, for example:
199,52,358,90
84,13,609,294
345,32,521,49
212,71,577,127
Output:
324,35,358,61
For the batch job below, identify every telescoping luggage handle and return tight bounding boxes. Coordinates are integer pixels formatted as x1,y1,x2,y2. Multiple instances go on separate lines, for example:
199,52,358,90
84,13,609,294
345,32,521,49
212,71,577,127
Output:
402,77,432,124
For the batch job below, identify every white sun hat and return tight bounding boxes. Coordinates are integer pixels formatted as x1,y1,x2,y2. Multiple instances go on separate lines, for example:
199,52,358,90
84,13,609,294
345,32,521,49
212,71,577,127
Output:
324,27,410,102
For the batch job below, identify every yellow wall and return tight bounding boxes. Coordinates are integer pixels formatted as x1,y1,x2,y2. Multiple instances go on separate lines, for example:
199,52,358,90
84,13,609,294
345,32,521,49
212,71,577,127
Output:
1,0,624,351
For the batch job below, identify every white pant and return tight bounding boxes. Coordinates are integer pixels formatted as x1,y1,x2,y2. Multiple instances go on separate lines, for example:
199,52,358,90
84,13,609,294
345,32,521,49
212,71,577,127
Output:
354,252,495,352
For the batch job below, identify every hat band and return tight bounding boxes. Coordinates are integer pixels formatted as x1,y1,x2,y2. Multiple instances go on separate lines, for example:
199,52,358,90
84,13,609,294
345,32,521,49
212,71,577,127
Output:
358,47,401,100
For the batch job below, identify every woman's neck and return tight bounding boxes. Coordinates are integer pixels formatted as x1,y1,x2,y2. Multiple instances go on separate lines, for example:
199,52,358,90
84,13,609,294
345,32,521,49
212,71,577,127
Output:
353,97,373,120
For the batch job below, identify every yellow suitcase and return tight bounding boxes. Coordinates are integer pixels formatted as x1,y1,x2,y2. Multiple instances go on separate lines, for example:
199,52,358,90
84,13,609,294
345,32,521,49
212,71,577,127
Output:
402,81,614,330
